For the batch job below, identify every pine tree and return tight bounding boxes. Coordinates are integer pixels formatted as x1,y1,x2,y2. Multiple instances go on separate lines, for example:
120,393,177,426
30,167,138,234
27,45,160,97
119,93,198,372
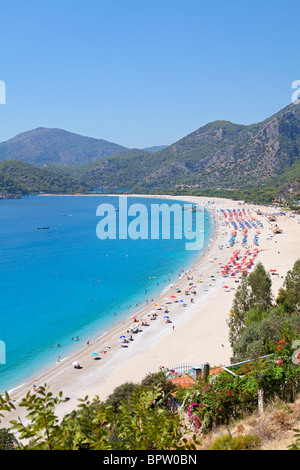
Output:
227,273,250,348
248,262,273,312
277,260,300,314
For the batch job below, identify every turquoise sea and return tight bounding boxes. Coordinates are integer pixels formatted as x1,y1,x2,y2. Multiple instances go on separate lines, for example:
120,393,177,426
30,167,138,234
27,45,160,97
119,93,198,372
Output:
0,195,214,394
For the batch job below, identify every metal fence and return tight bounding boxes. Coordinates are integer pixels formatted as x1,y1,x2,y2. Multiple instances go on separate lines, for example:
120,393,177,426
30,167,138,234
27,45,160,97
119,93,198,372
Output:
167,362,203,376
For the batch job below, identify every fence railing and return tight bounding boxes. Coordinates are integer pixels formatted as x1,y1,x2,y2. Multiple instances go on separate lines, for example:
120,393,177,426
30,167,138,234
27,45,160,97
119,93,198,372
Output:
167,363,203,376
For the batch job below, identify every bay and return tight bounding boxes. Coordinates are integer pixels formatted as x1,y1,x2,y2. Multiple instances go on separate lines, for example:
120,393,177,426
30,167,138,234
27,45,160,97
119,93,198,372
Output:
0,195,214,393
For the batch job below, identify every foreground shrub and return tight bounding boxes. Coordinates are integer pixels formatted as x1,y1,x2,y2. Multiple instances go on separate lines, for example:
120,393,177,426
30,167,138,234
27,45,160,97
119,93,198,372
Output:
210,433,261,450
177,328,300,433
0,384,199,450
288,429,300,450
104,382,138,413
0,428,19,450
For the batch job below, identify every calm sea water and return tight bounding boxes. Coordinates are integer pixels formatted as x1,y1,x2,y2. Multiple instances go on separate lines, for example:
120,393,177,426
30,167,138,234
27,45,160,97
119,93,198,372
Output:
0,195,214,394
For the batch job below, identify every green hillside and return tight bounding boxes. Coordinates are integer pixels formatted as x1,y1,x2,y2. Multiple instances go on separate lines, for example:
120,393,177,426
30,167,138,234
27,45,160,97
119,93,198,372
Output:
0,160,90,198
50,149,158,189
54,102,300,196
0,127,127,166
2,102,300,202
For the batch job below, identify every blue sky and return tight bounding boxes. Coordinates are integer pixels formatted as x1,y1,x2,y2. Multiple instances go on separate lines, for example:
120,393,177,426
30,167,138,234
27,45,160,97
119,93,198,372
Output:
1,0,299,148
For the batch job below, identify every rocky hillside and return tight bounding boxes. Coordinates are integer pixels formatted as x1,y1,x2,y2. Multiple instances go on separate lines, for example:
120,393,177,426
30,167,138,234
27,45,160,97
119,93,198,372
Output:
143,102,300,189
278,179,300,199
2,102,300,196
59,102,300,191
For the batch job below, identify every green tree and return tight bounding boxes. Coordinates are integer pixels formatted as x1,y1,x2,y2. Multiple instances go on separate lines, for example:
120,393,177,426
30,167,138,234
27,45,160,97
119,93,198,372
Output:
231,307,287,362
227,273,250,348
141,367,176,397
104,382,138,413
277,260,300,314
0,428,19,450
228,263,274,353
248,262,273,312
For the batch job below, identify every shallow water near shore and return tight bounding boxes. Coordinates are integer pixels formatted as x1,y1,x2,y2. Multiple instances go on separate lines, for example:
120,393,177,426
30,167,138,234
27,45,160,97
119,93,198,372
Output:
0,195,214,393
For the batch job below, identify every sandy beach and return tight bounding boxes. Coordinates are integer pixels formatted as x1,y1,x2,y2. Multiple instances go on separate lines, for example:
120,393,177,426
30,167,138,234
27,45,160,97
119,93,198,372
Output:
2,195,300,426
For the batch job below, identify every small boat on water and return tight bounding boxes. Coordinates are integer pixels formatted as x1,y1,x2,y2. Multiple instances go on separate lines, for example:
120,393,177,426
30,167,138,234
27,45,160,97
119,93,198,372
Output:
36,227,49,230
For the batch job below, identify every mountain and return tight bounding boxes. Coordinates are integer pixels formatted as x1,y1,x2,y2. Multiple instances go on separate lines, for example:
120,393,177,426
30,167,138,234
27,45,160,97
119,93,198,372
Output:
2,102,300,202
0,160,90,198
143,145,168,152
59,102,300,193
0,128,127,166
54,149,156,189
142,103,300,189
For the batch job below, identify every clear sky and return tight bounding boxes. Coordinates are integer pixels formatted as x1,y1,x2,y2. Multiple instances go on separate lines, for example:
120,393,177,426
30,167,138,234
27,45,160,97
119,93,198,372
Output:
1,0,299,148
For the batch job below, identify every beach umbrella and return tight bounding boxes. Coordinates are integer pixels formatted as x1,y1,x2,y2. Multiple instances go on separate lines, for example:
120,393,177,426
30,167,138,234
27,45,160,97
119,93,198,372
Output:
91,352,98,357
120,335,126,338
72,361,80,366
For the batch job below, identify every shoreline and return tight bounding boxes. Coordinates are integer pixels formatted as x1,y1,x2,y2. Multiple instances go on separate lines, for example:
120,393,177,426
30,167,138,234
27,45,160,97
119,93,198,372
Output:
1,194,300,425
7,198,217,392
4,197,215,395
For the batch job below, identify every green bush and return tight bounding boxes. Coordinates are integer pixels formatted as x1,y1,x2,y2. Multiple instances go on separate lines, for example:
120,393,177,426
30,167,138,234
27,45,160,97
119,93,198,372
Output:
177,326,300,433
104,382,138,413
210,433,261,450
0,384,200,450
288,429,300,450
0,428,19,450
